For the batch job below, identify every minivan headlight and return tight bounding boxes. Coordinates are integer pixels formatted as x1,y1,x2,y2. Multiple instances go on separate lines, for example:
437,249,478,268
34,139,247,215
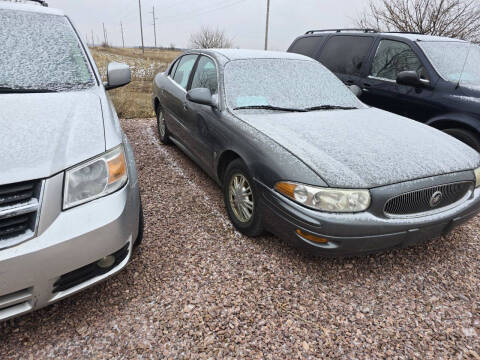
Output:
475,168,480,188
63,145,128,209
275,181,370,213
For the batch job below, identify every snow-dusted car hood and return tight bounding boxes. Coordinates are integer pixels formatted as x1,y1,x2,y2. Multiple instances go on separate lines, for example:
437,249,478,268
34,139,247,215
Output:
0,90,105,185
237,108,480,188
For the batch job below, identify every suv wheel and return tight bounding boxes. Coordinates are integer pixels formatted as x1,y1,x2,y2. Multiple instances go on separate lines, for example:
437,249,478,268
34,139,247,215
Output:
156,106,172,144
223,159,264,237
444,128,480,152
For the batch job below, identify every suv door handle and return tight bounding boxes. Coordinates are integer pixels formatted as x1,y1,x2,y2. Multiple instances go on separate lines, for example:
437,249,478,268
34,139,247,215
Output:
346,80,354,85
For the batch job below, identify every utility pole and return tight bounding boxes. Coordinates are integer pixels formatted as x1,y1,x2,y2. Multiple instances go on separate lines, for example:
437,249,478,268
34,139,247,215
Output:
120,21,125,48
91,29,95,47
152,5,158,48
102,22,108,46
264,0,270,50
138,0,145,53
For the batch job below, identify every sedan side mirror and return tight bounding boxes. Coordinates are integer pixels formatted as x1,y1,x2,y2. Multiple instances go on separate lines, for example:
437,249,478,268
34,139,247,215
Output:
396,71,424,87
186,88,217,108
105,62,131,90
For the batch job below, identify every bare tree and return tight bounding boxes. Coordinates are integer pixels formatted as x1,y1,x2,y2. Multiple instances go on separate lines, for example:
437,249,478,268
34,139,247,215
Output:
357,0,480,42
189,27,233,49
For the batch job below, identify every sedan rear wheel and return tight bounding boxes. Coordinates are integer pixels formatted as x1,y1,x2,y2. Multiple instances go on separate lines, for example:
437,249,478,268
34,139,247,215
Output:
224,159,264,237
156,107,171,145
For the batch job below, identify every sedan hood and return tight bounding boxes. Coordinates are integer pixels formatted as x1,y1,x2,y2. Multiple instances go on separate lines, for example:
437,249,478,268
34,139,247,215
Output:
0,90,106,185
237,108,480,188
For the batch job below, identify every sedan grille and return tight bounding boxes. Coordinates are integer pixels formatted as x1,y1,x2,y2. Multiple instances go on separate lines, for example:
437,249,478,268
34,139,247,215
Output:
0,180,42,249
384,181,473,217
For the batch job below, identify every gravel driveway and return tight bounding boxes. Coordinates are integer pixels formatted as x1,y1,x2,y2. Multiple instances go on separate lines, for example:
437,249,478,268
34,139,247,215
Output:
1,118,479,359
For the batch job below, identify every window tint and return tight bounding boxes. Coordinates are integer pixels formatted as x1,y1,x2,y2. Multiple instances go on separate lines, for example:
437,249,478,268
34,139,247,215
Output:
190,56,218,94
289,36,324,58
172,55,198,89
318,36,373,76
370,40,428,81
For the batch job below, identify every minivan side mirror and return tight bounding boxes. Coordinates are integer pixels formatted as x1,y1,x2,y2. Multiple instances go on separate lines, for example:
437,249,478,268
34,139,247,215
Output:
105,62,131,90
396,71,424,87
349,85,362,98
186,88,217,108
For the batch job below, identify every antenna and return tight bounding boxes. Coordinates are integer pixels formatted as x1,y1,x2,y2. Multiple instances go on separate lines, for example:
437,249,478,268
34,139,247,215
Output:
456,42,472,89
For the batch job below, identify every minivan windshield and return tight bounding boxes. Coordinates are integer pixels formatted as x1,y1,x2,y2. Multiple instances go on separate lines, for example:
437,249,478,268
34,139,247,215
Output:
419,41,480,85
0,9,95,92
224,59,364,112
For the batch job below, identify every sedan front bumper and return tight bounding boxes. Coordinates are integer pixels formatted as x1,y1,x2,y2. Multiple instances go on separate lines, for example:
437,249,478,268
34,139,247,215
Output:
257,173,480,256
0,172,140,321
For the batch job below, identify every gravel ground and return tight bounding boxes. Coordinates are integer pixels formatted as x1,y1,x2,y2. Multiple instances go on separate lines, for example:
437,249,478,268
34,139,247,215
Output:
1,118,480,359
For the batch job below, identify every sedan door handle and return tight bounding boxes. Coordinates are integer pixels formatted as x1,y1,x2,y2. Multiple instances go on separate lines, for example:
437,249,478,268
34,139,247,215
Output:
183,102,189,112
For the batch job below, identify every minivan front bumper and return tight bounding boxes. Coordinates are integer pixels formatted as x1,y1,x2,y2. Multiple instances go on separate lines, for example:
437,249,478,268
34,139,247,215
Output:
258,173,480,256
0,172,140,321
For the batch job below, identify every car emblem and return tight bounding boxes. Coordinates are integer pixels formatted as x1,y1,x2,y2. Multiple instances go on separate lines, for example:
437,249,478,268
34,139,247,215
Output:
429,191,443,208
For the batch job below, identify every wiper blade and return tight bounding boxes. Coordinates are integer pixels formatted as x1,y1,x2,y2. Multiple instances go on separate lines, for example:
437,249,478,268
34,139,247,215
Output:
304,105,357,111
233,105,307,112
0,87,58,93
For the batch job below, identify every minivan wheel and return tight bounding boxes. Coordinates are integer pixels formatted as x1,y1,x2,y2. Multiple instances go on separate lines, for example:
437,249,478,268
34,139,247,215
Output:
444,128,480,152
223,159,264,237
156,107,172,145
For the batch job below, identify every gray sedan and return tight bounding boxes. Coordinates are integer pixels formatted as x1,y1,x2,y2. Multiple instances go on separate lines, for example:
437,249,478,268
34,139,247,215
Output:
152,49,480,256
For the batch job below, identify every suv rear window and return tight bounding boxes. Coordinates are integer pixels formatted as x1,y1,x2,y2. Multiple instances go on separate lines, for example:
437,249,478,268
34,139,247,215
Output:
288,36,324,58
318,35,374,76
0,9,95,92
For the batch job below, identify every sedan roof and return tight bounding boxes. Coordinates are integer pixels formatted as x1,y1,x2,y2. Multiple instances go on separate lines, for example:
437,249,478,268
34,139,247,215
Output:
199,49,312,61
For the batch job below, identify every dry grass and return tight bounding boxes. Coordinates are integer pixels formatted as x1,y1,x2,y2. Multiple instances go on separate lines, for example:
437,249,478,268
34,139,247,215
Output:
89,46,182,118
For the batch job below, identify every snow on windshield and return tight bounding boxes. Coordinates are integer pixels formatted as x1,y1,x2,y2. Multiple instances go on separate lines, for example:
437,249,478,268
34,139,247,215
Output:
419,41,480,85
224,59,364,110
0,9,95,91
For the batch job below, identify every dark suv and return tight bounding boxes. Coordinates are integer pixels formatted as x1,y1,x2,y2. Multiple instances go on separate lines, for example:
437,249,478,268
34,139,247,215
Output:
288,29,480,150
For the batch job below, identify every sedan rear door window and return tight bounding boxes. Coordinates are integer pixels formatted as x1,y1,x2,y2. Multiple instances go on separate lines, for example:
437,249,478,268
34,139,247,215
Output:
318,35,374,76
172,55,198,89
370,40,428,81
190,56,218,95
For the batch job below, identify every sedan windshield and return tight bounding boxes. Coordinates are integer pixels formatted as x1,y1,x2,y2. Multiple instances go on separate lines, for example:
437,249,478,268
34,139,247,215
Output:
0,9,95,92
224,59,364,111
419,41,480,85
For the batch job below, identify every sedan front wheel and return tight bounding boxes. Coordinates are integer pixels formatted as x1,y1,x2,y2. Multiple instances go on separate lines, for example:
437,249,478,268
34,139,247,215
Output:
156,106,172,145
223,159,264,237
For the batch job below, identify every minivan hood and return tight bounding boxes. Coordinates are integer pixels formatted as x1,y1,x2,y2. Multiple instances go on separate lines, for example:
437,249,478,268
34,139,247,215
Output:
0,90,105,185
237,108,480,188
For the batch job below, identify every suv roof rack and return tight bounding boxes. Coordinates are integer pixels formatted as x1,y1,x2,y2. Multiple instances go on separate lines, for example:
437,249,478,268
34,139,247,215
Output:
305,28,378,35
5,0,48,6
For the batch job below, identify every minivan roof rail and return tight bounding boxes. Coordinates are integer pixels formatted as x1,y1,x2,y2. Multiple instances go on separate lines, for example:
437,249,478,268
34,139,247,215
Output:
305,28,378,35
4,0,48,6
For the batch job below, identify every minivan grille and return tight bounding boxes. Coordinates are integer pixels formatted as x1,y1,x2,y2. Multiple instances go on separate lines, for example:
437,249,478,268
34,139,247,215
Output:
384,182,473,217
0,180,42,249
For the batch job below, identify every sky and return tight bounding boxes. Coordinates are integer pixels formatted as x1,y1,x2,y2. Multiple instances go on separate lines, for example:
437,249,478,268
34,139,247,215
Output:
47,0,367,50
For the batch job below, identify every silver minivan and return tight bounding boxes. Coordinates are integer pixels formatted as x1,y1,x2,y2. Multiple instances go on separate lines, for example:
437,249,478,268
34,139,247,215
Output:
0,1,143,320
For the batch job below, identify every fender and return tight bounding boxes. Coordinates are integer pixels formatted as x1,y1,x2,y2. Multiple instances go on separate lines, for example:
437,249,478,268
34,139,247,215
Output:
426,112,480,134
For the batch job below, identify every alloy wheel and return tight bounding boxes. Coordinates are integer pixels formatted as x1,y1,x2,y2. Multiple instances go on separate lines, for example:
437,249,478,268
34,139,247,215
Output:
228,173,254,223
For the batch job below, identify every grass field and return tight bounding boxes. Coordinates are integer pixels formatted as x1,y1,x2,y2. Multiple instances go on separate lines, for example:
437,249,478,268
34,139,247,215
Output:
90,47,182,118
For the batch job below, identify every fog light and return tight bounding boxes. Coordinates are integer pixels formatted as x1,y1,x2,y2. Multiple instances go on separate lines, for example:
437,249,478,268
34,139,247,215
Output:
296,229,328,244
97,255,115,269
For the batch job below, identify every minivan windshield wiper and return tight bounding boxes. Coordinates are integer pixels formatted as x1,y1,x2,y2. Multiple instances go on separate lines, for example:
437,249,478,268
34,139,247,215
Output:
304,105,358,111
0,87,58,94
233,105,307,112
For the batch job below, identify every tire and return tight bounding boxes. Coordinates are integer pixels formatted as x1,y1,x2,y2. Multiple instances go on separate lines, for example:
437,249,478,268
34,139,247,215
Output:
223,159,264,237
444,128,480,152
133,200,144,248
156,105,172,145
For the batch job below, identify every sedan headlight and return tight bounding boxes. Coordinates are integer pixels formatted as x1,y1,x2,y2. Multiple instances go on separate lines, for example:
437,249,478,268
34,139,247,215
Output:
275,181,371,213
475,168,480,188
63,145,128,209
